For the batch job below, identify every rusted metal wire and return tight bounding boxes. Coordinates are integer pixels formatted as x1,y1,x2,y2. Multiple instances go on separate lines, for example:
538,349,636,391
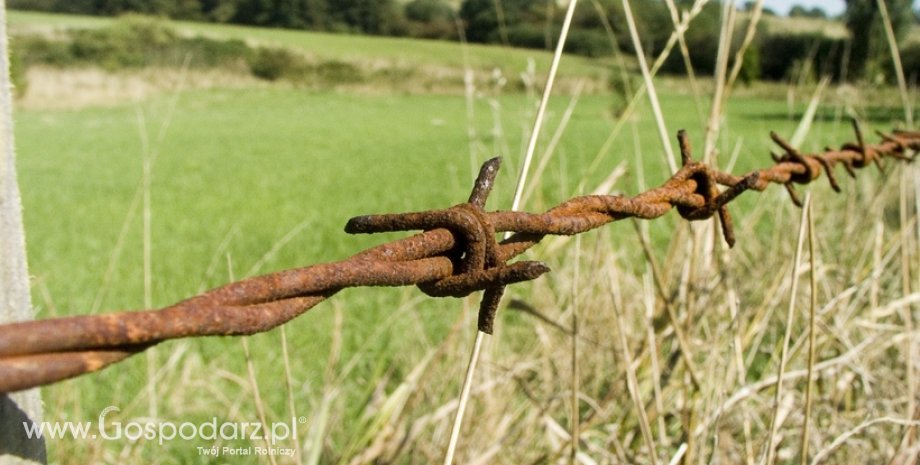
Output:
0,124,916,393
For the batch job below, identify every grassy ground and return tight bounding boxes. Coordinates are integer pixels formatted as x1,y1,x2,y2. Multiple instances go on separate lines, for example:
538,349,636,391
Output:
8,9,920,465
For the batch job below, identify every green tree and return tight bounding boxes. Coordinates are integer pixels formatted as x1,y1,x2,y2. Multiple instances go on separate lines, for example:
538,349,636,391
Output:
328,0,402,34
458,0,544,44
404,0,457,39
789,5,808,16
789,5,827,17
405,0,453,22
199,0,242,22
230,0,329,28
844,0,914,80
658,0,723,74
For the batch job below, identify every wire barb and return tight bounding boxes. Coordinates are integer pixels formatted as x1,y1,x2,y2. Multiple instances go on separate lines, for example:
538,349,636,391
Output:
0,128,917,392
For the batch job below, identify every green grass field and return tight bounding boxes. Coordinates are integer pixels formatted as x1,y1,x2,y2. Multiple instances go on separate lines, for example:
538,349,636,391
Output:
8,9,920,465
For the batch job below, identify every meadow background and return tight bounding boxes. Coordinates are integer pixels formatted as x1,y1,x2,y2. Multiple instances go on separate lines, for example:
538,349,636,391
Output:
6,2,920,464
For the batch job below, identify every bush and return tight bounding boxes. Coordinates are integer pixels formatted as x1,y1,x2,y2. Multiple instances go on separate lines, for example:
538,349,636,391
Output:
247,47,306,81
314,60,363,84
12,15,260,75
10,15,346,86
12,36,76,67
738,45,761,86
8,41,28,97
70,15,179,70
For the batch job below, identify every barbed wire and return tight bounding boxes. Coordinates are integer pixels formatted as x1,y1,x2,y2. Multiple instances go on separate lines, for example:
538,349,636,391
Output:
0,122,917,393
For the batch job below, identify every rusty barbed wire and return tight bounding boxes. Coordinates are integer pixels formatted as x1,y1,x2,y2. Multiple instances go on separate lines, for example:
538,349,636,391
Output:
0,123,916,393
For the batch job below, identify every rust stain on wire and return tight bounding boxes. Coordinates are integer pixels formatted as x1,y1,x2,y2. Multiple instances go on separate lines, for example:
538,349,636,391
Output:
0,124,916,393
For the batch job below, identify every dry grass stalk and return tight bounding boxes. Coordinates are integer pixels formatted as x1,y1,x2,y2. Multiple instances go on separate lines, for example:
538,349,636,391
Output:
875,0,914,128
570,234,583,464
702,0,736,163
612,273,659,465
241,335,279,465
662,0,706,127
800,197,818,465
765,192,810,465
620,0,676,173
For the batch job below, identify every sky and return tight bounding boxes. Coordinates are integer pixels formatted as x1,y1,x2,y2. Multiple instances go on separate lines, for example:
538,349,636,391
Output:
759,0,920,17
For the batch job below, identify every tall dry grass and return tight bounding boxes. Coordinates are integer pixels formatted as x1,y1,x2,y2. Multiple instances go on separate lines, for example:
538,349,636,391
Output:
337,2,920,463
312,5,920,454
304,159,917,464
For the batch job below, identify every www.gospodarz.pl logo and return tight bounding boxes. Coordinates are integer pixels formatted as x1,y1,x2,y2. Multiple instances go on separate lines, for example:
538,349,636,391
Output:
23,405,305,453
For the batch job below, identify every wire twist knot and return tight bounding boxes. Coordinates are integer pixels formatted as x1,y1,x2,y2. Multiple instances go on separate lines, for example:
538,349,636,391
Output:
345,158,549,333
673,130,760,247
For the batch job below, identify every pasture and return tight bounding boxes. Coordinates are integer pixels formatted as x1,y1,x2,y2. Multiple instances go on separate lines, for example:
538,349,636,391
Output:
8,9,920,465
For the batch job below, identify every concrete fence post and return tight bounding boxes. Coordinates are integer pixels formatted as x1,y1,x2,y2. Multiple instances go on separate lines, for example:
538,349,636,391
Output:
0,2,47,464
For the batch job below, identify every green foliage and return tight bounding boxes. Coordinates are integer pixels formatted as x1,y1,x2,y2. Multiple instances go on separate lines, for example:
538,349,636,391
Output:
8,15,379,84
313,60,364,84
607,70,637,116
504,24,547,50
660,1,723,74
246,47,303,80
178,35,251,68
403,17,457,40
456,0,666,57
738,44,761,86
844,0,915,80
886,41,920,82
8,9,607,84
599,0,672,56
563,28,613,57
10,0,409,36
69,15,179,69
758,33,847,81
458,0,502,43
403,0,457,39
460,0,549,45
231,0,330,30
404,0,453,23
789,5,828,18
12,0,916,84
246,48,364,85
7,40,29,97
12,35,75,67
326,0,404,35
502,23,611,57
23,25,251,70
9,0,207,19
11,14,252,71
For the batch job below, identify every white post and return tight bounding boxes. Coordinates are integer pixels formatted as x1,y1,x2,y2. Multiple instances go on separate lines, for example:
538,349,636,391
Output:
0,1,47,463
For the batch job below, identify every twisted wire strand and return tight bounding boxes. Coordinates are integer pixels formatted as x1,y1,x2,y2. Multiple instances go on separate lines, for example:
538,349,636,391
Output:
0,126,916,393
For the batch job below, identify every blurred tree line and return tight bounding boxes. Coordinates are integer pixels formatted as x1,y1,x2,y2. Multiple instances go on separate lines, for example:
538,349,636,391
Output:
8,0,920,84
